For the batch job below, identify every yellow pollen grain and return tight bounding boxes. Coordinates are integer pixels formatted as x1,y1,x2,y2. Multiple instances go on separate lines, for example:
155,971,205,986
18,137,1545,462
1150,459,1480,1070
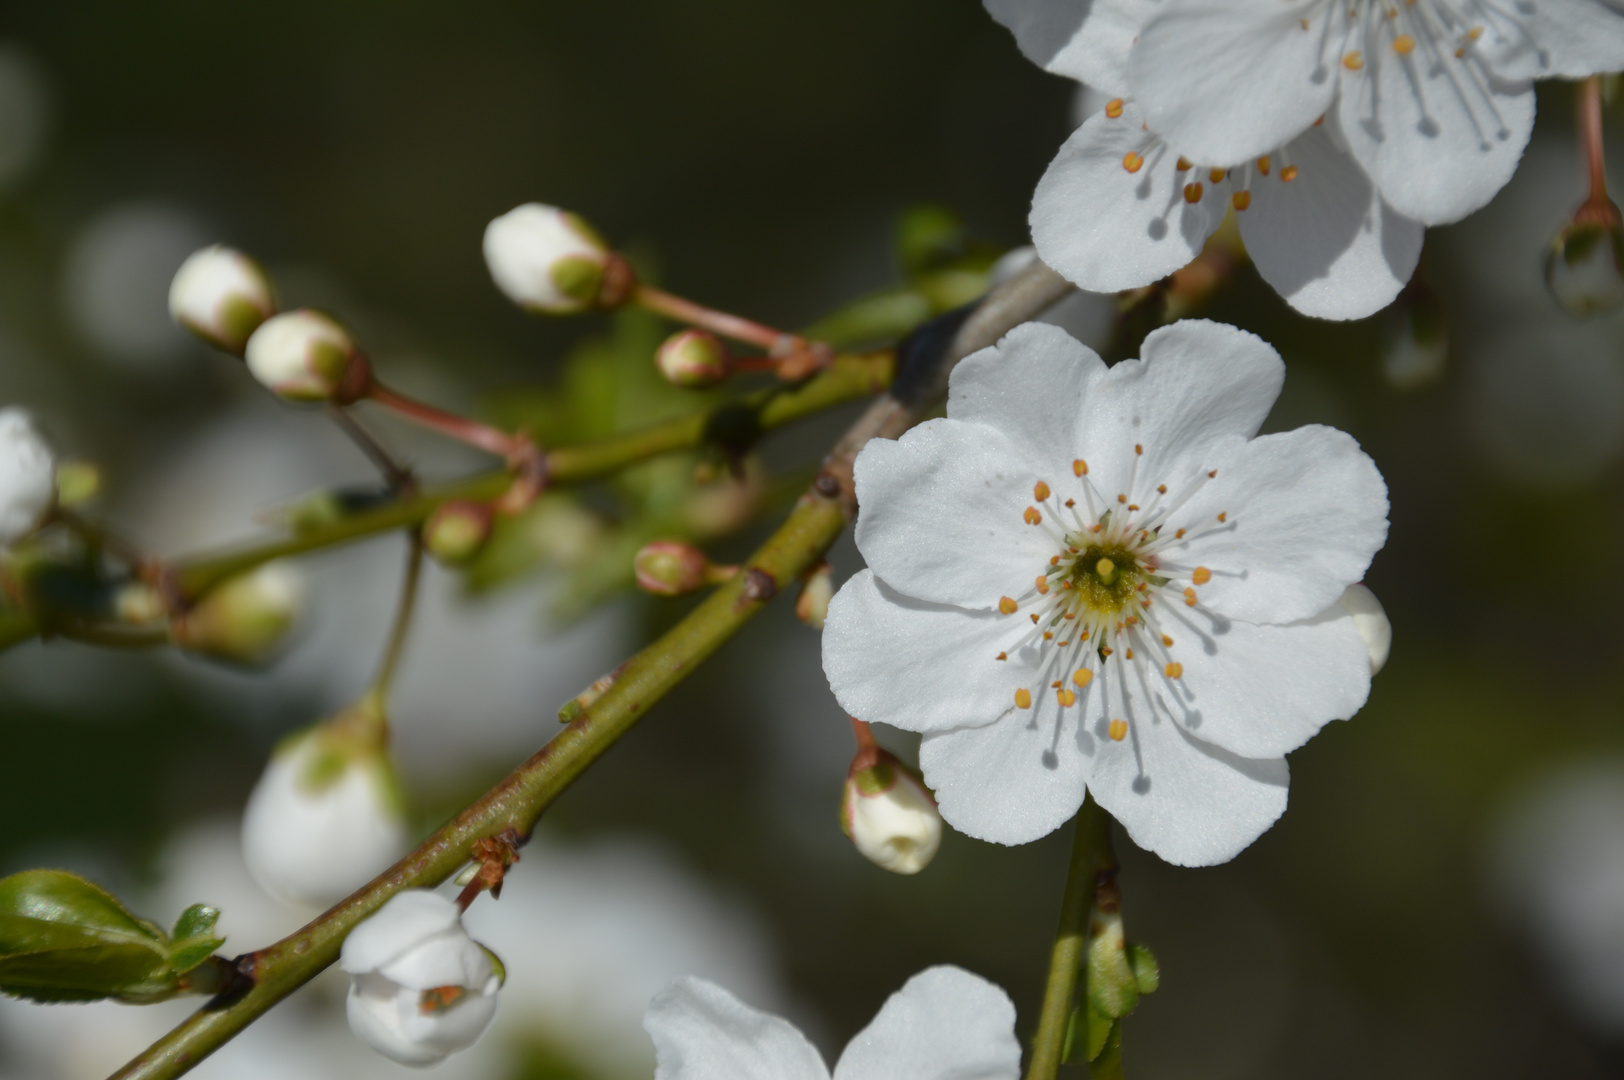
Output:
1232,190,1251,211
1208,469,1218,478
1074,669,1094,688
1031,614,1040,624
1078,629,1089,639
1176,156,1192,172
1126,616,1138,625
1343,50,1363,68
1166,662,1183,678
1105,97,1125,118
1257,155,1271,175
1174,528,1186,539
1024,506,1042,525
1065,498,1075,508
1065,613,1078,621
1057,688,1077,707
1090,523,1104,533
1217,512,1228,522
999,596,1017,615
1015,688,1032,709
997,651,1007,661
1043,631,1054,640
1192,567,1212,585
1096,557,1116,578
1058,640,1069,647
1209,168,1227,183
1157,484,1167,494
1281,165,1299,182
1051,555,1061,566
1125,648,1134,659
1109,718,1128,741
1162,634,1174,647
1135,444,1143,455
1184,587,1198,607
1123,151,1145,173
1393,33,1415,54
1184,181,1204,203
1100,646,1113,657
1034,481,1051,501
1073,458,1088,476
1467,25,1483,39
1052,680,1063,689
1035,576,1050,595
1117,493,1127,504
1128,503,1140,512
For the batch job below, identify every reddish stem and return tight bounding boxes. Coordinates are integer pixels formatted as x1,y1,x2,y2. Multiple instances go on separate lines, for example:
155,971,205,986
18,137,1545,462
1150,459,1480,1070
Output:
1577,77,1622,227
849,716,882,771
365,381,520,459
635,284,796,353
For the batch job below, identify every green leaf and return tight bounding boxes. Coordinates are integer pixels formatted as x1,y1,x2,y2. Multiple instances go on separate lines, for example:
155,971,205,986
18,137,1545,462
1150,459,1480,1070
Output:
165,937,226,977
0,871,164,953
1127,940,1160,995
1085,1006,1116,1063
0,944,174,1003
170,904,220,943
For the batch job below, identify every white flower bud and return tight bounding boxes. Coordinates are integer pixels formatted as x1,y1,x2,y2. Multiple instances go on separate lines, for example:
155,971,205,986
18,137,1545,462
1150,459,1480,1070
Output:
340,889,503,1067
795,563,833,630
168,245,277,354
483,203,617,315
1546,220,1624,318
841,755,942,875
242,718,407,907
244,309,367,403
171,561,304,665
0,407,55,546
1338,583,1391,676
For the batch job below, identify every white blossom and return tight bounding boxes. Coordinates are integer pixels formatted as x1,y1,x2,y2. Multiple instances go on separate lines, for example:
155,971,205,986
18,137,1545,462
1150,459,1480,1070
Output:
1338,583,1391,675
821,320,1388,865
241,724,407,907
483,203,613,315
340,889,502,1068
168,244,276,355
841,758,943,874
0,407,54,546
243,309,363,403
644,966,1020,1080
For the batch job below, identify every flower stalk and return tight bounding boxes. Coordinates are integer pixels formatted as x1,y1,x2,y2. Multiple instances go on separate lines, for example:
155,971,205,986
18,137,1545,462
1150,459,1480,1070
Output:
1579,76,1616,224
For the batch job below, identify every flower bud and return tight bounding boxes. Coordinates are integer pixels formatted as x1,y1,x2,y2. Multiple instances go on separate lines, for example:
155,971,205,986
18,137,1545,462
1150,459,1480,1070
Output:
841,752,942,874
633,540,712,597
1338,583,1391,676
340,889,503,1067
168,244,277,354
655,329,730,388
242,708,407,907
483,203,625,315
0,408,55,547
423,500,494,564
244,309,369,403
171,562,303,665
53,460,102,509
795,562,833,630
1545,218,1624,317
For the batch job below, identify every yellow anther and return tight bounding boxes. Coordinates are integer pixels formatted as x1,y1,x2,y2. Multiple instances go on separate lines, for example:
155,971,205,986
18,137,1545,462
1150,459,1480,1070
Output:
1343,50,1363,69
996,651,1007,661
1035,576,1050,595
1165,662,1183,679
1024,506,1042,525
1050,555,1060,566
1161,634,1173,647
1184,182,1204,203
1256,155,1271,175
1128,504,1140,511
1192,567,1212,585
1281,165,1299,182
1052,680,1063,689
1100,645,1113,657
1015,688,1032,709
1074,669,1094,688
1109,718,1128,741
1073,458,1088,476
1393,33,1415,54
1031,613,1040,624
1057,688,1077,707
1123,151,1145,173
1184,587,1198,607
1232,190,1251,211
1043,631,1053,640
1034,480,1051,501
1065,498,1075,508
1105,97,1125,118
1157,484,1167,494
999,596,1017,615
1300,17,1310,28
1467,25,1483,39
1208,469,1218,478
1135,444,1143,455
1096,557,1116,579
1217,512,1228,522
1209,168,1227,183
1175,156,1192,172
1174,528,1186,539
1125,648,1134,659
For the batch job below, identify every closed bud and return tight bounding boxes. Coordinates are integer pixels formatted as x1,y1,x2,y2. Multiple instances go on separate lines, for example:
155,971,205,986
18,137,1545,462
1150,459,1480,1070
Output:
1338,583,1391,676
633,539,713,596
244,309,370,403
841,751,942,875
1545,217,1624,317
171,562,303,665
340,889,503,1066
53,460,102,509
655,329,730,388
242,704,407,907
795,562,833,629
0,408,55,547
483,203,627,315
423,500,494,564
168,244,277,355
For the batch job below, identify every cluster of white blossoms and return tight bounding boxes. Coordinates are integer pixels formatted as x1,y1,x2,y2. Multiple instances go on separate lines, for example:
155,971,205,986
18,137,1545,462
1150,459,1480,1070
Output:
988,0,1624,319
822,319,1390,865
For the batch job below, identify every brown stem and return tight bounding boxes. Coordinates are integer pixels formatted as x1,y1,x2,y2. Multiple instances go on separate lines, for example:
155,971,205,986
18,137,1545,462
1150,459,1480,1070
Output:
636,284,797,352
1583,76,1609,207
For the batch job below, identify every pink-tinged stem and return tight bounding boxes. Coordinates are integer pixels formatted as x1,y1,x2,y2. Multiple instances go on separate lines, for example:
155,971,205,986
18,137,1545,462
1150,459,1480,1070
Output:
365,382,520,459
635,284,794,352
1578,77,1621,227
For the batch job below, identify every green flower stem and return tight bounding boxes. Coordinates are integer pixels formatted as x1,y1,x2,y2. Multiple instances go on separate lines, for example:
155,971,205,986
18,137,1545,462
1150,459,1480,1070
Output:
1025,795,1116,1080
363,534,424,713
106,261,1070,1080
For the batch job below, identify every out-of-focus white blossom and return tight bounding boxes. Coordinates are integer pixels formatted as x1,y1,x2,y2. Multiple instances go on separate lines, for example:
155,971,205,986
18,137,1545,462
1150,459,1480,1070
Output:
483,203,614,315
1545,220,1624,317
171,562,304,666
0,406,54,546
340,889,502,1067
168,245,277,355
244,310,364,403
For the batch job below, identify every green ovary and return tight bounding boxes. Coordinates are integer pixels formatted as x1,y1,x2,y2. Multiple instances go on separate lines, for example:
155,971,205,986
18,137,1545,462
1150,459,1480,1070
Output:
1063,543,1142,615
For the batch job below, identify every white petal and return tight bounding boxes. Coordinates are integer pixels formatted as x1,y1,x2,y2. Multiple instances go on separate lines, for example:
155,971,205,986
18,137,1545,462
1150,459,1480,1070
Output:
1478,0,1624,80
347,979,452,1067
377,930,495,992
1129,0,1335,165
852,418,1054,609
1150,601,1371,758
1239,123,1423,320
833,966,1021,1080
1162,424,1389,625
1338,582,1391,674
1032,102,1229,295
1086,711,1290,867
946,321,1108,472
340,890,462,975
1337,41,1534,225
644,977,830,1080
919,700,1090,846
822,571,1026,734
984,0,1160,94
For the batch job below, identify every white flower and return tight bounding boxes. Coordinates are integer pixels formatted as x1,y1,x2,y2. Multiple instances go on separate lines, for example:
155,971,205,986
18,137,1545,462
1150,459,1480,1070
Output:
841,756,943,874
1338,582,1391,675
0,407,54,546
483,203,613,315
985,0,1156,95
168,244,277,355
644,966,1020,1080
242,722,407,907
821,320,1389,865
1125,0,1624,228
1031,98,1424,320
340,889,502,1068
244,309,364,403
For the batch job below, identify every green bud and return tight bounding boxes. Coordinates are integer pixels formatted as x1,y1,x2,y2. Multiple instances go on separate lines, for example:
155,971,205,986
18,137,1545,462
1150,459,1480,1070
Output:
633,540,712,597
895,204,965,277
171,561,303,665
424,500,494,564
53,461,102,509
655,329,731,388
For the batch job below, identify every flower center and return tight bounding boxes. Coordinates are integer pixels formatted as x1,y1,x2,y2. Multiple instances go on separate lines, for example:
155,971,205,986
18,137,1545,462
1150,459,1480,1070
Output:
1060,542,1145,616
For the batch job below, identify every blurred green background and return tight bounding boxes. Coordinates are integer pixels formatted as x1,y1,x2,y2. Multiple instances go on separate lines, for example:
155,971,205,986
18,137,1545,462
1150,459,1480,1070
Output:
2,3,1624,1079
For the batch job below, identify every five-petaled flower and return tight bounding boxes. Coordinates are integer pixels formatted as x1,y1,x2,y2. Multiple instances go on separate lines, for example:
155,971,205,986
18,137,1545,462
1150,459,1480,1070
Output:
822,320,1389,865
643,966,1020,1080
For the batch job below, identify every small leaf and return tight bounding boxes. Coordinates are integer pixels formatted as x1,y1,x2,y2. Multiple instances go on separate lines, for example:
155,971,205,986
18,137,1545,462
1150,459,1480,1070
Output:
165,937,226,977
0,871,164,954
1085,1006,1115,1063
0,944,173,1003
1127,941,1160,995
170,904,220,943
